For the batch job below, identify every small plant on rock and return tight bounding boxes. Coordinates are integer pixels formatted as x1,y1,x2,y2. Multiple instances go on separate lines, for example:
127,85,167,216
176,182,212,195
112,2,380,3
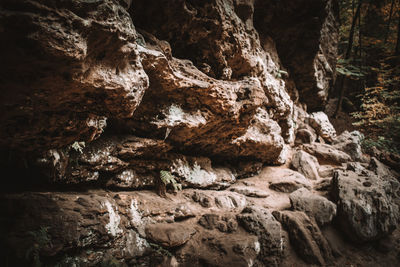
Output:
160,170,182,192
70,141,85,154
156,170,182,197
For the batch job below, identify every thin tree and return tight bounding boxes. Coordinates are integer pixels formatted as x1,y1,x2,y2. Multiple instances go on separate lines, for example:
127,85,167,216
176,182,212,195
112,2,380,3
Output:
396,6,400,55
334,0,363,118
384,0,396,44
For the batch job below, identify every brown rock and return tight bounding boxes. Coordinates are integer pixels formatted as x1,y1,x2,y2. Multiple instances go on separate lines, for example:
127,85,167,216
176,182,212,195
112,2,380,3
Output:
230,186,270,198
267,169,312,193
145,223,196,247
302,143,352,165
289,188,337,226
255,0,339,110
291,150,320,180
273,210,334,266
0,0,148,151
237,206,286,266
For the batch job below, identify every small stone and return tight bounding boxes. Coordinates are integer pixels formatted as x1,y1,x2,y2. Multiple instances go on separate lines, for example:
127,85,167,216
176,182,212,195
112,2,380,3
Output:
230,186,269,198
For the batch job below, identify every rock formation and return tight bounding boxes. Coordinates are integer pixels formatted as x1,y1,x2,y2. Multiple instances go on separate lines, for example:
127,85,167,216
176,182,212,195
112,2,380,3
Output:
0,0,399,266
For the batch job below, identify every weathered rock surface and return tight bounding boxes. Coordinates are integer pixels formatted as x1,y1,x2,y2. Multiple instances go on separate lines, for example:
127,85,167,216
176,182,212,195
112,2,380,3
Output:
273,210,334,266
291,150,320,180
267,169,312,193
145,223,196,247
35,136,236,189
3,0,400,267
230,186,270,198
254,0,339,110
333,130,365,162
308,111,337,142
237,206,286,266
331,170,400,242
198,214,238,233
295,128,317,145
290,188,337,226
0,0,148,151
302,143,352,165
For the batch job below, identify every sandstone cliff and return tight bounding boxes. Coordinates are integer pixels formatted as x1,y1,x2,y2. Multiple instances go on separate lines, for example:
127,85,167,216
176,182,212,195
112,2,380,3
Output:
0,1,399,266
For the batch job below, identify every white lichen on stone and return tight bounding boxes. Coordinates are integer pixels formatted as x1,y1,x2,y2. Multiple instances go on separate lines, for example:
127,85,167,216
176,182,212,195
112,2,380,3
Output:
172,159,217,186
254,240,261,254
117,169,135,185
124,230,149,258
101,200,123,237
275,144,289,165
154,104,207,128
130,199,142,229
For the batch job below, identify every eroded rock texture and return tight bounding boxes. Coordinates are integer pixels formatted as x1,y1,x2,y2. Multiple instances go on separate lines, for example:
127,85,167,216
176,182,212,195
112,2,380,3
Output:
3,1,399,267
254,0,339,110
0,0,148,151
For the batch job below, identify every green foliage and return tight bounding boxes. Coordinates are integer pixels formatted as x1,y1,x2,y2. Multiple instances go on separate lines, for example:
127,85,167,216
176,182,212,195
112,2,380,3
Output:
336,59,367,78
25,227,52,267
160,170,182,192
70,141,85,154
274,69,288,79
362,135,400,155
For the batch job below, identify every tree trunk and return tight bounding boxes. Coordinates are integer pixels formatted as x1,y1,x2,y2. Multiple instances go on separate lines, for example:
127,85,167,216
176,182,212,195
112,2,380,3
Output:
384,0,395,44
334,0,363,118
396,7,400,55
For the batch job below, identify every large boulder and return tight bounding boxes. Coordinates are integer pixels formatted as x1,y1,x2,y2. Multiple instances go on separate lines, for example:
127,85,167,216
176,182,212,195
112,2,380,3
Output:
302,143,351,165
331,170,400,242
267,169,312,193
126,0,294,163
0,0,148,151
291,150,320,180
333,130,365,162
237,206,286,266
273,210,334,266
289,188,337,226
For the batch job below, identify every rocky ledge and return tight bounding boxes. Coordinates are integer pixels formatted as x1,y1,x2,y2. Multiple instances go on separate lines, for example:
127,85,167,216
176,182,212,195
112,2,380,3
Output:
0,0,399,266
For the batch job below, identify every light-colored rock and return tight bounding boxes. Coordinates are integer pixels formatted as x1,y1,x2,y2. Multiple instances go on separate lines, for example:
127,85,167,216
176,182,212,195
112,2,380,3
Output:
268,169,312,193
331,170,400,242
302,143,352,165
308,112,337,142
214,193,247,210
230,186,270,198
333,131,365,161
291,150,320,180
171,157,235,189
289,188,337,226
368,157,400,181
318,165,338,178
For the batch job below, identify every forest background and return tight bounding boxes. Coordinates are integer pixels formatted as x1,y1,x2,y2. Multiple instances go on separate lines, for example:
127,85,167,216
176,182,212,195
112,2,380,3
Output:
335,0,400,157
